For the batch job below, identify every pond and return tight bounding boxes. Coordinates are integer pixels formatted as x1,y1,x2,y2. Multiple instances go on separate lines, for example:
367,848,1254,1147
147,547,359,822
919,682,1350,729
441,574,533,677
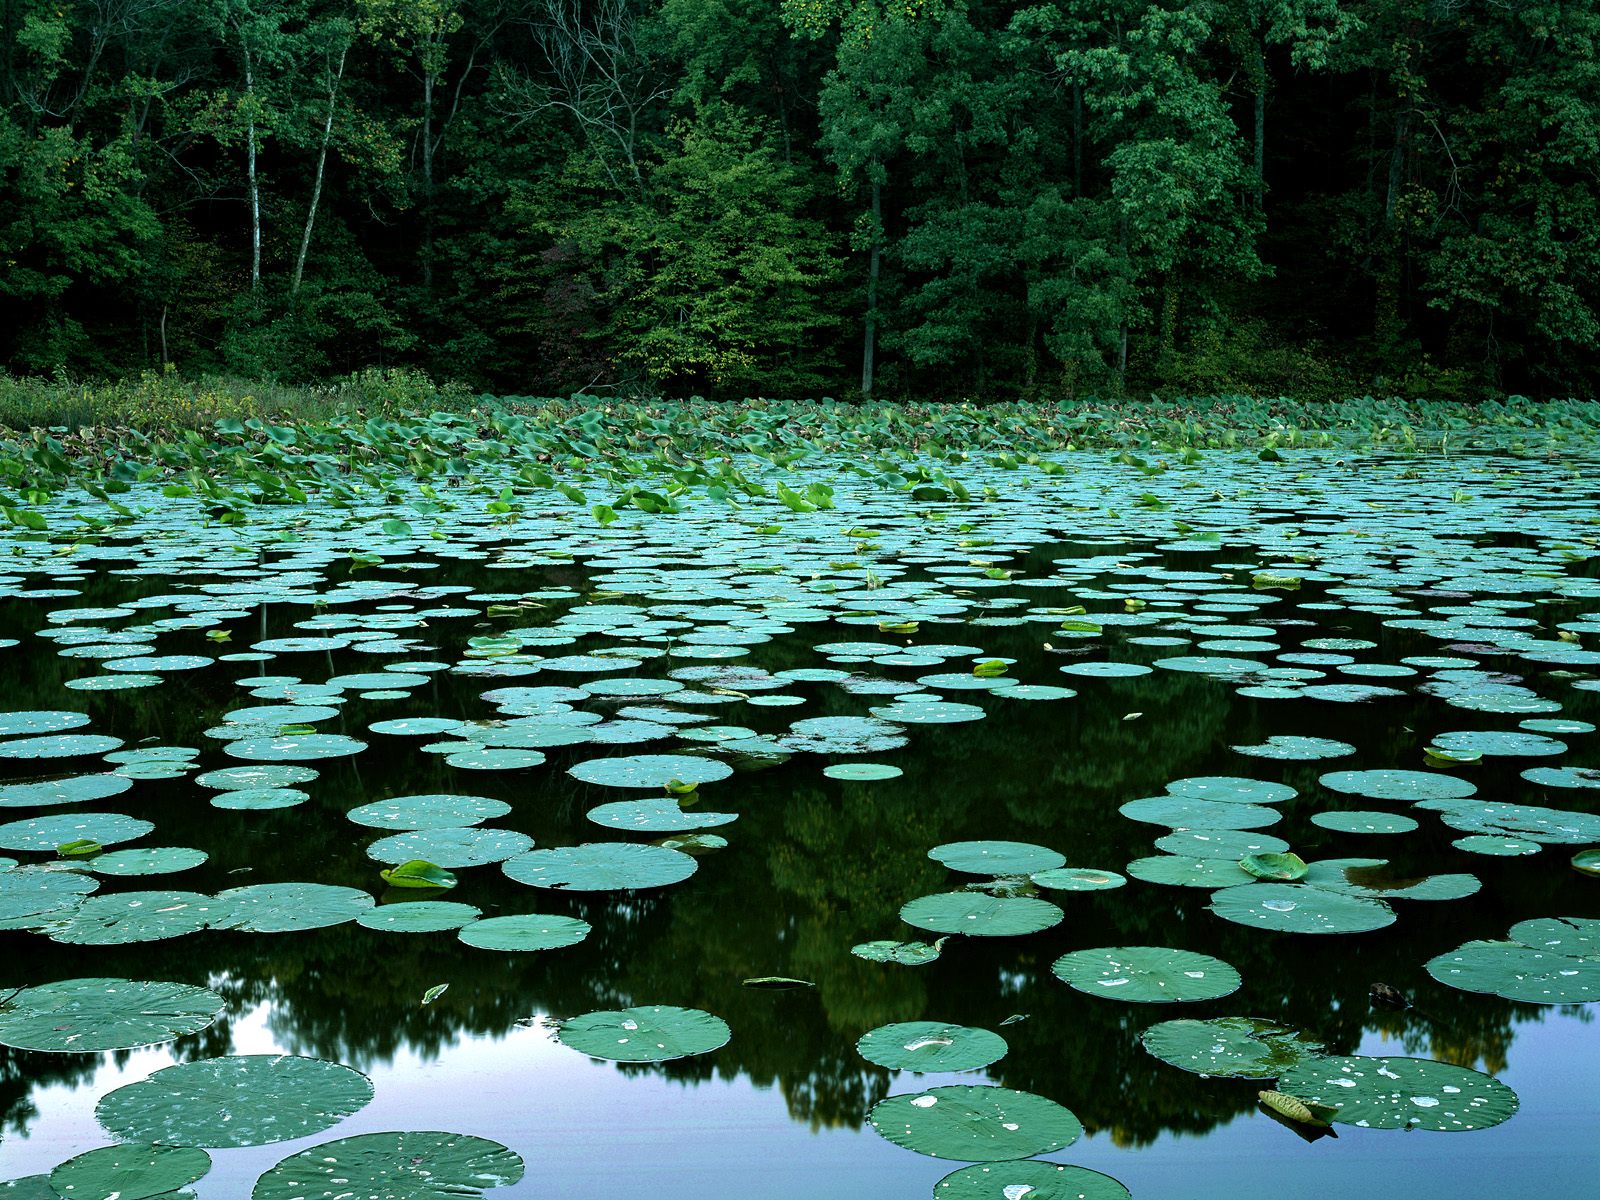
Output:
1,447,1598,1199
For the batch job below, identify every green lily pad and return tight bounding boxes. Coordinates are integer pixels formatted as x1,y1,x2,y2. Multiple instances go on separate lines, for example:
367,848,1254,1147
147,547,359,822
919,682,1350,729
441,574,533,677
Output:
900,893,1064,937
1119,796,1280,830
1231,736,1355,761
1126,855,1258,889
368,827,533,868
567,754,732,789
556,1005,730,1062
49,1143,210,1200
216,883,374,933
1318,770,1477,802
1155,830,1291,860
1030,866,1126,892
868,1084,1082,1161
1240,852,1308,881
211,788,308,811
1167,776,1296,804
1140,1016,1324,1078
85,847,208,876
503,842,697,891
1425,938,1600,1003
457,913,591,951
46,890,225,945
0,868,98,920
1301,858,1480,901
1208,883,1396,934
96,1055,374,1148
929,841,1066,876
1573,849,1600,876
1454,835,1542,856
0,813,154,852
586,798,738,832
1310,811,1420,835
0,773,133,809
1277,1055,1519,1131
0,710,91,737
823,762,904,781
0,977,225,1052
356,901,482,933
224,734,367,762
346,794,512,831
1051,946,1241,1003
1508,915,1600,958
933,1161,1130,1200
250,1132,524,1200
196,765,319,791
856,1022,1007,1072
851,939,946,966
0,733,124,760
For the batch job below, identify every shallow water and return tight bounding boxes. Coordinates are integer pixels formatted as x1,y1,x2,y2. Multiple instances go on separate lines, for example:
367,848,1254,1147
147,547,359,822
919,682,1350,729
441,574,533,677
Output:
1,449,1599,1197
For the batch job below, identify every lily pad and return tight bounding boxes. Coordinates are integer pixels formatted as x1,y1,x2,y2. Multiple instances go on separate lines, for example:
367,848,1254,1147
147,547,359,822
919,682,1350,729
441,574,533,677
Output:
0,869,98,920
0,813,154,852
1208,883,1396,934
367,827,533,868
457,914,591,952
46,890,225,945
346,794,512,831
900,893,1064,937
868,1084,1082,1161
1310,811,1419,835
1029,867,1126,892
1119,796,1280,830
851,939,946,966
1051,946,1241,1003
1167,776,1296,805
357,901,482,933
1277,1055,1519,1131
96,1055,374,1148
856,1022,1008,1073
216,883,374,933
823,762,904,781
1318,769,1477,803
556,1005,730,1062
0,773,133,809
0,977,225,1052
586,798,738,832
929,841,1066,876
224,734,367,762
933,1161,1130,1200
503,842,697,890
1424,938,1600,1003
567,753,732,789
49,1143,210,1200
1140,1016,1324,1079
250,1131,524,1200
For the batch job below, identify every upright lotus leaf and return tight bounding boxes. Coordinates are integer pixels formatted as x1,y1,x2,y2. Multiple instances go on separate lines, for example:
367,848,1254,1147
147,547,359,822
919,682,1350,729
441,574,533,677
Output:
0,978,225,1052
567,754,732,788
1425,939,1600,1003
0,812,154,852
900,893,1063,937
367,828,533,869
1277,1056,1519,1131
1240,852,1308,882
851,939,946,966
356,902,482,933
556,1005,730,1062
1051,946,1241,1003
867,1084,1082,1161
933,1161,1130,1200
1208,883,1396,934
379,860,457,889
96,1055,374,1148
457,914,591,952
1573,849,1600,876
216,883,374,933
1140,1017,1324,1078
49,1143,210,1200
46,890,225,945
250,1132,525,1200
856,1022,1008,1072
346,794,512,831
503,843,697,891
928,841,1066,876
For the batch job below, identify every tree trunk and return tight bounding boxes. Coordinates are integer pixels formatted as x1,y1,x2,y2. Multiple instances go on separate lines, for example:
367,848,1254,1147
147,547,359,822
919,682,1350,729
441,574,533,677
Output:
244,47,261,295
291,44,348,299
1384,109,1409,225
861,175,881,398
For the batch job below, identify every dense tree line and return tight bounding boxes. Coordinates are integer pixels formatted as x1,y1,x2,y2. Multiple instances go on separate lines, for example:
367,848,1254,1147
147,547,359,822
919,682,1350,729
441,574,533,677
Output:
1,0,1595,399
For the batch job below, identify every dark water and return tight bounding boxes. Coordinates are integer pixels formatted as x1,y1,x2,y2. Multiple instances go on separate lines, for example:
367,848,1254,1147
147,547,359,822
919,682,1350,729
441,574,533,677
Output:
1,506,1598,1196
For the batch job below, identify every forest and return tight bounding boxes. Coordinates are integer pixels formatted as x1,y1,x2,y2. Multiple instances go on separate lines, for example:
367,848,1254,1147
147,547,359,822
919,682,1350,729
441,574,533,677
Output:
1,0,1596,401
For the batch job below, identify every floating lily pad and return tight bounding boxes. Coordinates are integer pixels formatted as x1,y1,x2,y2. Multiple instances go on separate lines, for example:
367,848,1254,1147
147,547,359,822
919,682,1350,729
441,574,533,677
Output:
96,1055,374,1148
933,1161,1130,1200
212,788,308,811
49,1143,210,1200
1051,946,1241,1003
1508,915,1600,958
367,827,533,868
823,762,904,781
1232,735,1355,761
224,734,367,762
47,890,224,945
586,798,738,832
1208,883,1396,934
1167,776,1296,805
0,868,98,920
868,1084,1082,1161
250,1131,524,1200
1155,830,1291,860
852,939,946,966
85,847,208,877
1425,938,1600,1003
1141,1015,1324,1079
1301,858,1480,902
567,754,733,788
1455,835,1542,856
1310,811,1419,835
215,883,373,933
900,893,1064,937
0,812,154,852
0,710,91,737
1277,1055,1519,1131
457,914,591,952
0,978,224,1052
1030,867,1126,892
356,901,482,933
0,773,133,809
196,765,319,791
929,841,1066,876
1119,796,1280,830
556,1005,730,1062
778,715,910,754
346,794,512,831
1127,855,1258,889
1318,770,1477,802
503,842,697,890
0,733,124,760
857,1022,1007,1073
